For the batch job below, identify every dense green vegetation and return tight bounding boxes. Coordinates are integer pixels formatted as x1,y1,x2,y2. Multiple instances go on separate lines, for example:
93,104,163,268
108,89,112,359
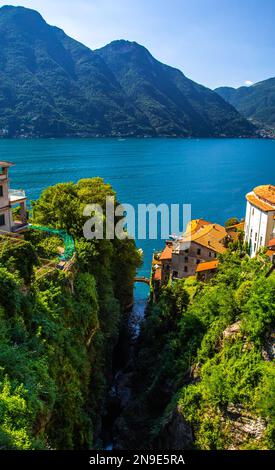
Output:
216,79,275,132
0,178,140,449
0,5,255,138
225,216,240,227
118,246,275,450
97,40,255,137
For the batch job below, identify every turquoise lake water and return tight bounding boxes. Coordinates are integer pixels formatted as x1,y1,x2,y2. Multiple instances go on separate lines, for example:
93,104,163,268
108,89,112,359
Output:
1,138,274,299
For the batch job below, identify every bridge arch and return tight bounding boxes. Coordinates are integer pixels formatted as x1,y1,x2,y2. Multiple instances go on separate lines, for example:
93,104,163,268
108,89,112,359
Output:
134,276,150,285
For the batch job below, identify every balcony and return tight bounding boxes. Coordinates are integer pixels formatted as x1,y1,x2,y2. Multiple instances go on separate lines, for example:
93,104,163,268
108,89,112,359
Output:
9,189,26,204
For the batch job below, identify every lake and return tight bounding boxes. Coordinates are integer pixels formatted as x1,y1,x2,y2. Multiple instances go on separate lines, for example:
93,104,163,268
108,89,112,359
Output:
1,138,274,299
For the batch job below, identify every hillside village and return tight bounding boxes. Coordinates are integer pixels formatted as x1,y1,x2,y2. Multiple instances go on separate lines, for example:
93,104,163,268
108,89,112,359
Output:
152,184,275,285
0,160,274,287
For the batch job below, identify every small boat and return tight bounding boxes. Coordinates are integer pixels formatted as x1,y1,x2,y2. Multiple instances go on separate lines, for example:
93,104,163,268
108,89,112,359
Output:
169,234,178,240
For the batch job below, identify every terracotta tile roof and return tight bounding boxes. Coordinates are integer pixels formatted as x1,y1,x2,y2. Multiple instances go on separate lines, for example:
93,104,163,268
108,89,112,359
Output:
159,244,173,260
268,238,275,248
254,185,275,205
226,230,239,242
196,260,219,272
246,193,274,212
154,267,162,281
266,249,275,258
181,222,227,254
226,221,245,231
184,219,211,237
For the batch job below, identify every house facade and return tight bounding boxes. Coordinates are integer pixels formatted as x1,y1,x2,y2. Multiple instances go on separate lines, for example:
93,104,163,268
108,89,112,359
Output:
154,219,229,284
244,185,275,257
0,161,28,233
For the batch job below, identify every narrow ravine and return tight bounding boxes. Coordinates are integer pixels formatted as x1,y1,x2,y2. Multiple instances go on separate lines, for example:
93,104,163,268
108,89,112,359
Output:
100,295,148,450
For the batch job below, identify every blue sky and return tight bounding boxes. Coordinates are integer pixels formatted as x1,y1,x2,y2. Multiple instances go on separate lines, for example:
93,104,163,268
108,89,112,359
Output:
1,0,274,89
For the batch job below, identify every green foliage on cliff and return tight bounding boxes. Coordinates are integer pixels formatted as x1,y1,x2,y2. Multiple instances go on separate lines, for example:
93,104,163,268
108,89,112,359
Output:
123,248,275,450
0,178,140,449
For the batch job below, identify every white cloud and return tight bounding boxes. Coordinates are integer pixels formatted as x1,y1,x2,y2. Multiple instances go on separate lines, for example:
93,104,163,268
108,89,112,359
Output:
244,80,253,86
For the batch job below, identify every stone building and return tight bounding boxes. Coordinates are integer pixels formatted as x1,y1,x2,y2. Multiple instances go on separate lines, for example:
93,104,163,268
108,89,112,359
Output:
154,219,229,283
0,161,28,233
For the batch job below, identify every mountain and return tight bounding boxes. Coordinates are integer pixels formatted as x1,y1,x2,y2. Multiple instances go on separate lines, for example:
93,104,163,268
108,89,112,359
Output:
0,5,146,137
0,5,255,138
216,79,275,132
96,40,255,137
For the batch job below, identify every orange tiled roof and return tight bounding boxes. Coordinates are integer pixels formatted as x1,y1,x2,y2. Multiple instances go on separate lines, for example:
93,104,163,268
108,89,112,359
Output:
196,260,219,272
181,222,227,254
159,244,173,260
266,249,275,258
246,193,274,212
254,185,275,205
226,221,245,231
268,238,275,248
226,230,239,242
184,219,211,236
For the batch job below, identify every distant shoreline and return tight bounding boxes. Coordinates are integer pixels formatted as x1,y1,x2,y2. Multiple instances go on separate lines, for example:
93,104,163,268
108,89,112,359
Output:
0,134,268,140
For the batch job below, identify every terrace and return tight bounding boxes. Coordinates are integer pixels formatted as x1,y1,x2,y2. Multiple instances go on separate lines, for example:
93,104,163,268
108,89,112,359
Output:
9,189,27,204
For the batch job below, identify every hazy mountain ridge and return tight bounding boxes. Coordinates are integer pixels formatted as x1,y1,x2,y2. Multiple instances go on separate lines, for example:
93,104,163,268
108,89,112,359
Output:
0,5,255,138
216,78,275,133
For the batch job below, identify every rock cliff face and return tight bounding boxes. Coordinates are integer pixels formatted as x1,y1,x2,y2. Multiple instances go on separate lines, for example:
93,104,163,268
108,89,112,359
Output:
262,332,275,362
224,405,266,450
155,407,194,450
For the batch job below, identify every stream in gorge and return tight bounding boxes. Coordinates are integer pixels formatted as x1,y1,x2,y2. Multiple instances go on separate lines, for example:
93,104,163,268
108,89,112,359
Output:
100,288,149,450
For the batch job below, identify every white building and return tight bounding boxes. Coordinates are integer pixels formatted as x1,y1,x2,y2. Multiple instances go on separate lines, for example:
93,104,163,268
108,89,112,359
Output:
244,185,275,257
0,161,28,233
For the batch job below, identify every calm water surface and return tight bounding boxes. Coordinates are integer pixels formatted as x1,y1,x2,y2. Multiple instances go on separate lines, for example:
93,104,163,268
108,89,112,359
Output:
1,138,274,299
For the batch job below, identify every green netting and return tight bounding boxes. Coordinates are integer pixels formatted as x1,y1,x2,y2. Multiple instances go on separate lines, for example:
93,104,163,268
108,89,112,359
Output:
30,225,75,261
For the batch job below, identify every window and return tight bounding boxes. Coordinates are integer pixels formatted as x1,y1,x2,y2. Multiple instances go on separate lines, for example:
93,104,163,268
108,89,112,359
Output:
250,229,253,236
196,259,200,264
197,248,201,255
173,271,178,278
209,252,212,257
0,214,5,226
255,232,257,241
213,252,217,258
184,266,188,273
252,208,255,216
184,256,188,263
254,243,256,252
260,236,263,245
0,186,3,197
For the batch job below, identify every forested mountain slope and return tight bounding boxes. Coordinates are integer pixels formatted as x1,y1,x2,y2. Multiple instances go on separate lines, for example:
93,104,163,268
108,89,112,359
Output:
0,5,255,138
